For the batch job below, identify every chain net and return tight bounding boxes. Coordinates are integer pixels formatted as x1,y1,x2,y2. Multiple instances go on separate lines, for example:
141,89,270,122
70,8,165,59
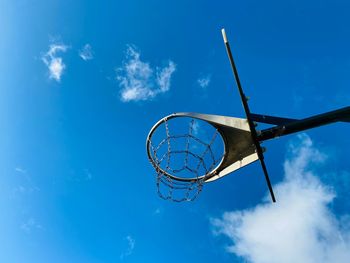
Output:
148,117,225,202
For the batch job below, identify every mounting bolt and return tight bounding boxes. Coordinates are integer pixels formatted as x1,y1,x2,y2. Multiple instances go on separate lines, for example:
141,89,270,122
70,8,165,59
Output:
256,130,261,136
253,122,258,127
261,147,267,153
245,96,250,101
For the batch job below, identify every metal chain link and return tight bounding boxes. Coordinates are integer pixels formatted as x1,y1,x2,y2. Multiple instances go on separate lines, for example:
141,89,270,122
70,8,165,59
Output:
151,118,223,202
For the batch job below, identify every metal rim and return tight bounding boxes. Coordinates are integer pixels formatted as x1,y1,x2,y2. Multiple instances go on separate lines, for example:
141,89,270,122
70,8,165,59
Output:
146,113,227,182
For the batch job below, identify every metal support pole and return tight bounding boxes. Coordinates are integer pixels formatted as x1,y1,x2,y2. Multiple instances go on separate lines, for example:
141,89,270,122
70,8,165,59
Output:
222,28,276,202
259,106,350,141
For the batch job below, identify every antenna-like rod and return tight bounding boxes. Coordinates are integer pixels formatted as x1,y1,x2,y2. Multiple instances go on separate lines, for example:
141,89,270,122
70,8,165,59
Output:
221,28,276,202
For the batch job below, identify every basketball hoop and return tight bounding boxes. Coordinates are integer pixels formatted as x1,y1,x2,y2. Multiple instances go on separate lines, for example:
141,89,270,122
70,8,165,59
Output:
146,28,350,203
146,113,259,202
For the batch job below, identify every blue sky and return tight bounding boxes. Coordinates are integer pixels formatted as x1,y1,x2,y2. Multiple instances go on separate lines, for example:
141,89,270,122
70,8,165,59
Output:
1,0,350,262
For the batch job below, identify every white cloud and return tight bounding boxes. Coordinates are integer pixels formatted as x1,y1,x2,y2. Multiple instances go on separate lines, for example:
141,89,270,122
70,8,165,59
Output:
15,167,27,174
153,208,161,215
197,75,211,88
42,43,68,82
116,46,176,102
126,235,135,253
68,168,93,182
79,44,93,61
20,218,42,234
12,167,39,196
156,61,176,92
192,120,200,136
84,169,92,180
120,235,136,259
212,134,350,263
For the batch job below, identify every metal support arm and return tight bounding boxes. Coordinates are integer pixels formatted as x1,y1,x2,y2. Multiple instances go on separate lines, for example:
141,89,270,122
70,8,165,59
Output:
250,113,298,125
258,106,350,141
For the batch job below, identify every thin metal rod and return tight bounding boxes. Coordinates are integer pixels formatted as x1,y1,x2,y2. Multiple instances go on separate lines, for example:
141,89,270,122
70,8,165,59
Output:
222,28,276,202
221,29,252,121
259,106,350,141
260,157,276,202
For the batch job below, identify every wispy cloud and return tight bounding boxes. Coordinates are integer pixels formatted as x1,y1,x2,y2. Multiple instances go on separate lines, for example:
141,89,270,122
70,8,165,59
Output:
68,168,93,182
197,75,211,88
153,208,161,215
84,169,93,180
42,43,68,82
192,120,200,136
156,61,176,92
116,46,176,102
20,218,43,234
79,44,93,61
12,167,39,196
15,167,27,174
120,235,136,259
212,134,350,263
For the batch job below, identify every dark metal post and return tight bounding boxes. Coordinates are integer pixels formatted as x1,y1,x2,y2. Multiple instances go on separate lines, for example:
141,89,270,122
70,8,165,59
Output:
259,106,350,141
222,28,276,202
